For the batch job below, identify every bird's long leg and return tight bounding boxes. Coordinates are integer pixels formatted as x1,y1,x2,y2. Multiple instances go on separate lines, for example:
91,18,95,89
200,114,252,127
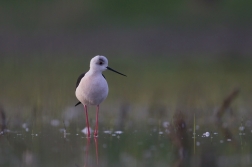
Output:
94,105,99,137
84,105,90,137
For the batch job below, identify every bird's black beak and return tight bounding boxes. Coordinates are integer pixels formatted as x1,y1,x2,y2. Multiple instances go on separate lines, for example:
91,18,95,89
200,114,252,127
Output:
107,67,127,77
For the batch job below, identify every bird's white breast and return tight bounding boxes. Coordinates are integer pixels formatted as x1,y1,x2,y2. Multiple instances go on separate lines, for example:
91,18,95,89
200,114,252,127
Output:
76,73,109,106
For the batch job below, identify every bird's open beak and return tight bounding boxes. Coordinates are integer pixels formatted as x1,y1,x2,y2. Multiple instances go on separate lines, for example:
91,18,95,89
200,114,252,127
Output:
107,67,127,77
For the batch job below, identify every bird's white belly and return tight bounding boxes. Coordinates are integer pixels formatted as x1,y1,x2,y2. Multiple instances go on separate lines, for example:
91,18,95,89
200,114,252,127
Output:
76,76,109,106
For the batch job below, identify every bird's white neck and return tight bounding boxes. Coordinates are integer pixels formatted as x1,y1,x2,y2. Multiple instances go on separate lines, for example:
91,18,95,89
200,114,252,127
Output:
87,69,103,76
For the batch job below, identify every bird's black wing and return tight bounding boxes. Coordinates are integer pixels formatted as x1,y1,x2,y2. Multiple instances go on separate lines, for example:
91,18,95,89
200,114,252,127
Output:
75,73,85,107
76,73,85,88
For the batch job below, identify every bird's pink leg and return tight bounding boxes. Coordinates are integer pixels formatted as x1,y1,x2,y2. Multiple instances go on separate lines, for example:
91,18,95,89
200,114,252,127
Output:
84,105,90,137
94,105,99,137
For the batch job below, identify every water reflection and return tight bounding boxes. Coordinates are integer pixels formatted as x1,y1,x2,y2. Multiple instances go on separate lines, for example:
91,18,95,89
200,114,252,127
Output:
81,137,99,167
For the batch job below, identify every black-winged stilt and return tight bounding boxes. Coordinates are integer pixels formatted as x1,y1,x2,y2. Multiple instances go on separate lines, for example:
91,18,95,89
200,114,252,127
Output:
75,55,126,137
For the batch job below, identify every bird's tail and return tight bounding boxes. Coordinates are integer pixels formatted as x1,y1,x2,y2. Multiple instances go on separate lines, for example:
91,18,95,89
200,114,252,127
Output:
75,101,81,106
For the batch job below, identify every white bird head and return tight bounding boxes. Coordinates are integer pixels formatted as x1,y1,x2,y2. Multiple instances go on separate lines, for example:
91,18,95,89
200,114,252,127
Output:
90,55,127,76
90,55,108,72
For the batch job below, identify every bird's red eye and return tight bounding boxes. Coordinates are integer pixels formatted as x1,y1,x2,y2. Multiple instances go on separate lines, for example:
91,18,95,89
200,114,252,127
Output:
99,62,103,65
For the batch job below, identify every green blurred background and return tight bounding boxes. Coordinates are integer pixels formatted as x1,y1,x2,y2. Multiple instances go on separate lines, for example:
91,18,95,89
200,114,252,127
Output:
1,1,252,167
1,0,252,114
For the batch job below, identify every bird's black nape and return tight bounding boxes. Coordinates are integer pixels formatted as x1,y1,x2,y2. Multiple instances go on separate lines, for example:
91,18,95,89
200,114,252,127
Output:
75,101,81,106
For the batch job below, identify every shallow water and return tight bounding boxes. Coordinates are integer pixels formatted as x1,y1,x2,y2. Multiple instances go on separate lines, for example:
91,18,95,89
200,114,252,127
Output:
1,116,252,167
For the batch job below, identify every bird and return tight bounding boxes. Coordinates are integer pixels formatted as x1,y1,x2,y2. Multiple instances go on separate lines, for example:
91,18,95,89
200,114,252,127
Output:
75,55,126,137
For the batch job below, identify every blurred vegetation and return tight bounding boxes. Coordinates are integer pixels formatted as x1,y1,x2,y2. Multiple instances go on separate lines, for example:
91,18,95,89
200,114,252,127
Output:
1,55,252,120
1,0,252,31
